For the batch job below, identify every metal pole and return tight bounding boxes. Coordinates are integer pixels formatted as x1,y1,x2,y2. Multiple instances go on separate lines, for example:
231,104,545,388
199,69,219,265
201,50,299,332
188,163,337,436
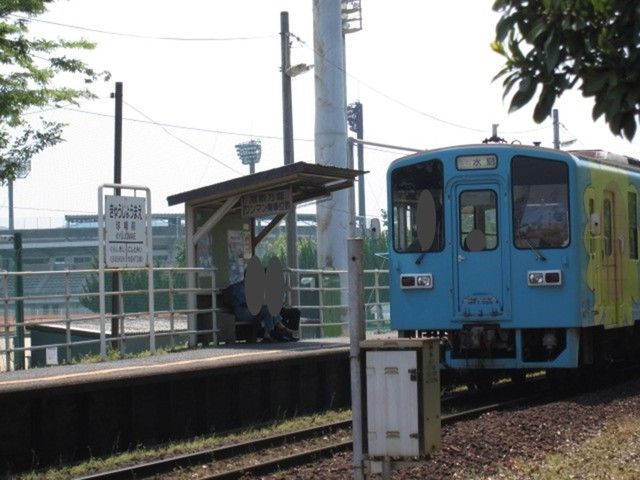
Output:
553,109,560,149
111,81,123,344
98,188,106,359
281,11,299,306
13,233,24,370
348,238,365,480
146,189,155,353
8,181,14,231
354,103,365,230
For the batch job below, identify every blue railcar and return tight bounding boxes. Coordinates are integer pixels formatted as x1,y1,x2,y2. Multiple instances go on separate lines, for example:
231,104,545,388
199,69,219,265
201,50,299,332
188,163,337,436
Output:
387,143,640,376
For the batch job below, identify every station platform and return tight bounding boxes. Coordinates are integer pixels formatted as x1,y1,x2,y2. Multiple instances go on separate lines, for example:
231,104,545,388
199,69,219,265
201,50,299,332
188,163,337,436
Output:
0,334,393,474
0,337,351,394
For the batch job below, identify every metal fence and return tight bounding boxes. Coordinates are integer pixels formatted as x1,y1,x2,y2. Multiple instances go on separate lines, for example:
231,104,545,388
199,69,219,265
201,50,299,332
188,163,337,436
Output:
0,267,216,372
0,266,391,372
288,267,390,339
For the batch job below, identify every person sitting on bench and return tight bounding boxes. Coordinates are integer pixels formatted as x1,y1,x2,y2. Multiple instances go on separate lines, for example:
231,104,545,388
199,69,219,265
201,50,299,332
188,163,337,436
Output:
225,280,296,342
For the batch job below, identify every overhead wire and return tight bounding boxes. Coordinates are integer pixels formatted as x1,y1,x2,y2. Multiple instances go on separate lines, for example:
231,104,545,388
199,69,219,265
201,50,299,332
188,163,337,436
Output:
10,15,277,42
291,32,553,138
122,101,244,175
58,106,315,143
290,32,489,134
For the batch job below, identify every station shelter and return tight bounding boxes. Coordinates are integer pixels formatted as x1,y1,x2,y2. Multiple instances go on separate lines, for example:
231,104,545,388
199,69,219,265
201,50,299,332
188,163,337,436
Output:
167,161,362,345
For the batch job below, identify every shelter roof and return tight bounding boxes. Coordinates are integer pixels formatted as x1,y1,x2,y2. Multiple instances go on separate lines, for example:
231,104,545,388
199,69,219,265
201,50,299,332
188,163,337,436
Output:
167,162,364,209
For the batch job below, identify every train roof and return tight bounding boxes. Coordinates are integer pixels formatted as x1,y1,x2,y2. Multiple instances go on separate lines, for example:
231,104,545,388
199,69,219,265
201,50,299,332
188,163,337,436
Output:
389,143,640,173
568,149,640,172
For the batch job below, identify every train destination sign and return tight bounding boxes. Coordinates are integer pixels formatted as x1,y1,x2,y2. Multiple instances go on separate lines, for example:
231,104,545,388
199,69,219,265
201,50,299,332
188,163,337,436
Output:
104,195,148,268
456,154,498,170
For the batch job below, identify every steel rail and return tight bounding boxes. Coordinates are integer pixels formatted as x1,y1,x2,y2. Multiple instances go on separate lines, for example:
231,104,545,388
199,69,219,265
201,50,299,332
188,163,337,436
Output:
77,394,532,480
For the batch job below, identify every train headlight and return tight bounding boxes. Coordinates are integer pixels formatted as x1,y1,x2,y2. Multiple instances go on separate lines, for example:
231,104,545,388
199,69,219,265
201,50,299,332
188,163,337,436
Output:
527,270,562,287
401,273,433,289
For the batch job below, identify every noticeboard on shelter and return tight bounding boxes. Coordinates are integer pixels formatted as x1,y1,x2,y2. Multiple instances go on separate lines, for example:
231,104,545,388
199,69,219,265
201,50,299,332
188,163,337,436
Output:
241,188,292,218
104,195,148,268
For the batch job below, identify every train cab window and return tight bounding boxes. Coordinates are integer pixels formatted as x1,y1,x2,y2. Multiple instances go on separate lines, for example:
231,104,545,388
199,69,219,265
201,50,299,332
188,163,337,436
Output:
512,156,569,249
459,190,498,251
391,160,444,252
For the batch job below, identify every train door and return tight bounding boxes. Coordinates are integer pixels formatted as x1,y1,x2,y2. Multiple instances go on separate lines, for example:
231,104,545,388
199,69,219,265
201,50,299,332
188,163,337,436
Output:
452,182,505,318
601,191,620,323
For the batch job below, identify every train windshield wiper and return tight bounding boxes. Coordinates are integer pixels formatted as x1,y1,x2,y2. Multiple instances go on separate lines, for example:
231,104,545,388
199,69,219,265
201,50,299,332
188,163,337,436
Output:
524,238,546,261
415,251,427,265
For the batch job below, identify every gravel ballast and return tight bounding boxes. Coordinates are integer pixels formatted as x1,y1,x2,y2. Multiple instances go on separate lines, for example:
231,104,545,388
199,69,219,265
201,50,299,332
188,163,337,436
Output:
263,377,640,479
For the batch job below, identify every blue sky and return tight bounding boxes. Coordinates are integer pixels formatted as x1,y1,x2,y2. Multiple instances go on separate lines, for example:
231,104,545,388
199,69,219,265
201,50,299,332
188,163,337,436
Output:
3,0,638,228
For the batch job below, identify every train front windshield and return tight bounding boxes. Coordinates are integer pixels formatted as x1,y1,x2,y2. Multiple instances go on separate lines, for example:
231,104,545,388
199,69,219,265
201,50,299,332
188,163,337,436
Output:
391,160,444,252
512,156,569,249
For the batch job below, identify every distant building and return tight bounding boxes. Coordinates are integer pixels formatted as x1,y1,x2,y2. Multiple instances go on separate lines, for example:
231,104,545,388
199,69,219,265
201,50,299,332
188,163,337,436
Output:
0,214,185,315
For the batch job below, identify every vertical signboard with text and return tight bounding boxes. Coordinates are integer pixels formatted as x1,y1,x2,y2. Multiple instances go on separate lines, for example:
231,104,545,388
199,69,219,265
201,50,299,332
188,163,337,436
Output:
105,195,148,268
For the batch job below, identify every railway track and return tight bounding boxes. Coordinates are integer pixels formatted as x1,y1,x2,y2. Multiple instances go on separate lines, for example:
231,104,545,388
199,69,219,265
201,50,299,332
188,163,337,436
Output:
77,394,534,480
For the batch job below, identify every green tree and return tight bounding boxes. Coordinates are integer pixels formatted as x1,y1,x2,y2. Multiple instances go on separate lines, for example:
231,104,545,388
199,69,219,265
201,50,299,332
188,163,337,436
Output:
492,0,639,139
1,1,109,183
80,260,187,314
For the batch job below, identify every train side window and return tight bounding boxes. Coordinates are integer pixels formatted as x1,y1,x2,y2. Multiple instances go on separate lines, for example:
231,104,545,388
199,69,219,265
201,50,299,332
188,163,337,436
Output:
629,192,638,259
459,190,498,251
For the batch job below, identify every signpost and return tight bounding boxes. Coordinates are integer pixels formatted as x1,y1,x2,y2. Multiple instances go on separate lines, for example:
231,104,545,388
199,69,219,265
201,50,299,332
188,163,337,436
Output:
104,195,147,267
98,185,154,359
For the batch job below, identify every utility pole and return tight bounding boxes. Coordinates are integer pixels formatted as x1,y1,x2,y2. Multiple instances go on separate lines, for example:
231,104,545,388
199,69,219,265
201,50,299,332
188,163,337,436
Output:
111,81,123,343
314,0,349,272
553,109,560,149
281,11,298,307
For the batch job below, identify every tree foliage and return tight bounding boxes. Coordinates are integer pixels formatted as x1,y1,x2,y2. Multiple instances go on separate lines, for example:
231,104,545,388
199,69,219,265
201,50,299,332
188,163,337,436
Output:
1,1,109,184
492,0,640,140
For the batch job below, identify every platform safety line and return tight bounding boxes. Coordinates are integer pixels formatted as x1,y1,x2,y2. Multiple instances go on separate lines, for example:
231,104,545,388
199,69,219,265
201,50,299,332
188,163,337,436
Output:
0,349,284,387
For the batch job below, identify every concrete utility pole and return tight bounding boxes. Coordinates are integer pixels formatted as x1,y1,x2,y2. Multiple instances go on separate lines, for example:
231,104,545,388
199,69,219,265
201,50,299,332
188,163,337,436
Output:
313,0,349,271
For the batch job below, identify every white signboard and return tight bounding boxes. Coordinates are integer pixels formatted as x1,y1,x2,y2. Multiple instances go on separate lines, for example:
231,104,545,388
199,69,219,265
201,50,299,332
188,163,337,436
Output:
46,347,59,365
105,195,147,267
241,188,292,218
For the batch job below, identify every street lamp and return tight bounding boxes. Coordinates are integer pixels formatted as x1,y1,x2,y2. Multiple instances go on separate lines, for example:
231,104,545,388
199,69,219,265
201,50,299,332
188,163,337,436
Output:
235,139,262,174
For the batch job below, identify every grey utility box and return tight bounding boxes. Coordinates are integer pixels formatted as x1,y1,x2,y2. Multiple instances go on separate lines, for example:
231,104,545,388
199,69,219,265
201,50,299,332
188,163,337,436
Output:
361,338,441,458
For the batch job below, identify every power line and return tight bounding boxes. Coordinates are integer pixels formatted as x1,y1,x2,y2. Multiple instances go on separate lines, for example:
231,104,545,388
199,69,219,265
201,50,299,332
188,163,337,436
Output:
291,32,489,134
58,106,315,143
122,101,244,175
11,15,277,42
0,204,94,214
291,32,553,137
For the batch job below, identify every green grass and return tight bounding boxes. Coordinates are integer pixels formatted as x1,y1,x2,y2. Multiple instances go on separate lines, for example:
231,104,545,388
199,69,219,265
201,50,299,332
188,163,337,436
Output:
15,409,352,480
65,342,190,365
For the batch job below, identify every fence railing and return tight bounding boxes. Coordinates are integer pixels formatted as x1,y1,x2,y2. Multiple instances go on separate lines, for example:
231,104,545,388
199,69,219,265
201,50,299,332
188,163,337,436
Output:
287,268,390,339
0,267,216,372
0,266,391,372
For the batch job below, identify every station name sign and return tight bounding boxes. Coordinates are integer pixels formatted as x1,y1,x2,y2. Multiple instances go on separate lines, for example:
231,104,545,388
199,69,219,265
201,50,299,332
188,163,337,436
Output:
241,188,292,218
104,195,147,268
